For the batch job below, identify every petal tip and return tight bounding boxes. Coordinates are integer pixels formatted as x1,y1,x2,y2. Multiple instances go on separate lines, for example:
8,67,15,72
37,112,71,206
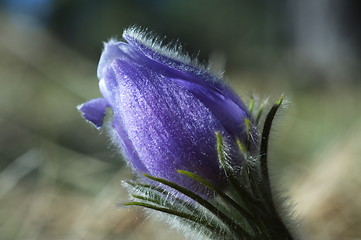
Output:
78,98,109,129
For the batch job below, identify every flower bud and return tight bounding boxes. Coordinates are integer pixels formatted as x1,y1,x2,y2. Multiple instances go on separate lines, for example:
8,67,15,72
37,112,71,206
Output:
79,27,254,196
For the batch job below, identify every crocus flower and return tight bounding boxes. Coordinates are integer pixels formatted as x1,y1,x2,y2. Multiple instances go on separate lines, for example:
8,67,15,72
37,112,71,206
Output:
79,27,254,196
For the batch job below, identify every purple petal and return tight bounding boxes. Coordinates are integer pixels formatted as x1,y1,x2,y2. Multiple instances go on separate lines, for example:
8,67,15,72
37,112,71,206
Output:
100,38,250,142
121,28,250,125
123,29,219,83
106,59,228,192
111,113,149,175
78,98,108,128
170,78,249,141
97,41,145,80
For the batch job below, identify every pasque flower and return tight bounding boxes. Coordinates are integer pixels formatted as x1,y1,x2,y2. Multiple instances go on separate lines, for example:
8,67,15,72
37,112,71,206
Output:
79,27,297,240
79,27,254,196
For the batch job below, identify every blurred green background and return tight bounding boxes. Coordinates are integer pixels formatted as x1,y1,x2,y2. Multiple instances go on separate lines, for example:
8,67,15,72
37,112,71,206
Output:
0,0,360,239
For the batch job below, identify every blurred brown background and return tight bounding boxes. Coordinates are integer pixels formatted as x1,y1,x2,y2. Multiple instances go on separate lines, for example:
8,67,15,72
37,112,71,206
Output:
0,0,360,239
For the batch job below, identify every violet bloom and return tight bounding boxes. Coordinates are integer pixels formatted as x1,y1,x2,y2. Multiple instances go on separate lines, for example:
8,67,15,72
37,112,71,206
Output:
79,27,253,196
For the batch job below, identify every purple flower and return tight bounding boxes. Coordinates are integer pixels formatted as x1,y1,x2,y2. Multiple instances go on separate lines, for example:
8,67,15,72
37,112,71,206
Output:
79,27,253,196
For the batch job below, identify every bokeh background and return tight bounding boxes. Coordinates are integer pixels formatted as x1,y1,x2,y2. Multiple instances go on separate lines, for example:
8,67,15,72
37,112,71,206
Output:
0,0,360,239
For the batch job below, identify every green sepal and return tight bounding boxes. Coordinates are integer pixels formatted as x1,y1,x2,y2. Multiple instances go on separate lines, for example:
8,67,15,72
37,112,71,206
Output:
124,201,221,234
143,174,252,239
177,170,260,236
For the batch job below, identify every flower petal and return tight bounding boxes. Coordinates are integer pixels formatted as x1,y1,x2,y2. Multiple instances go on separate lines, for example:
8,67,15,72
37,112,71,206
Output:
100,39,250,142
97,40,145,80
111,114,149,174
121,28,251,128
106,59,227,192
170,78,250,141
78,98,109,128
122,28,218,83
